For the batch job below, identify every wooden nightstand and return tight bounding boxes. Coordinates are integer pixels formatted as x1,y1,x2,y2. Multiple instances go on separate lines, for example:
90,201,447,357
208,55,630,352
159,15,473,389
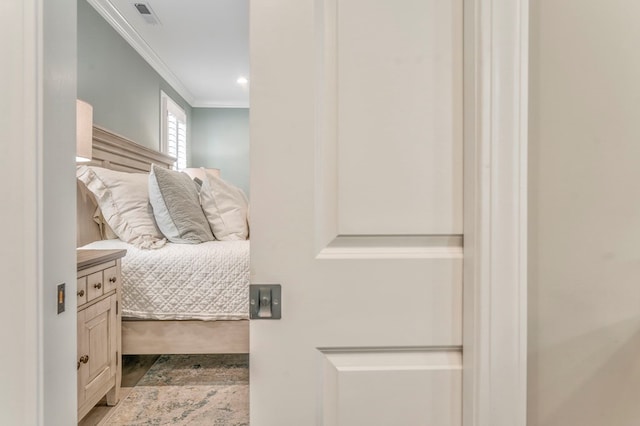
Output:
76,249,126,422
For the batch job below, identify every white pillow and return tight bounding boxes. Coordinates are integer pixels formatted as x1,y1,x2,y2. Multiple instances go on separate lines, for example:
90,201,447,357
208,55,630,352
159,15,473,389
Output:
200,174,249,240
182,167,221,181
148,164,214,244
92,207,119,240
76,166,166,249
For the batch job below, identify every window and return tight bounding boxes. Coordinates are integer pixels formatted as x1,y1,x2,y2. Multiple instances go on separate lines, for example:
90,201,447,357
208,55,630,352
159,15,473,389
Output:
161,91,187,170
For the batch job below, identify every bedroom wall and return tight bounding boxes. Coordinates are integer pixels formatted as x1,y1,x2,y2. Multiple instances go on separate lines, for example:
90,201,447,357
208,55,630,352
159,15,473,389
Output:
77,0,191,151
191,108,250,196
528,0,640,425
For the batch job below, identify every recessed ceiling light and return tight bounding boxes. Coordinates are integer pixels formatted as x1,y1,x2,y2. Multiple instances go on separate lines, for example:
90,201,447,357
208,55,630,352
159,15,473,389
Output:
237,76,249,85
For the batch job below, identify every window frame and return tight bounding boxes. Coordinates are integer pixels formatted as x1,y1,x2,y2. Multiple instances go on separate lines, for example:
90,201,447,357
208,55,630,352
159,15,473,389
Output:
160,91,188,170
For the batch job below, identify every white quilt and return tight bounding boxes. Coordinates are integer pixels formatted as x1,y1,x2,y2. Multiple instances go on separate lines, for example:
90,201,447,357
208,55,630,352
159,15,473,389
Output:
81,239,249,320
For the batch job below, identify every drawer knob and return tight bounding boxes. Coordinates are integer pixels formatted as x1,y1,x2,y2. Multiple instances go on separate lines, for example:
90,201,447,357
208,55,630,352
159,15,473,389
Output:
94,282,102,290
109,276,117,283
77,289,85,297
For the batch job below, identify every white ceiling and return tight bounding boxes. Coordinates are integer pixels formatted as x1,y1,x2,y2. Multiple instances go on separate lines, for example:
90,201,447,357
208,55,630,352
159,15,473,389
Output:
90,0,249,108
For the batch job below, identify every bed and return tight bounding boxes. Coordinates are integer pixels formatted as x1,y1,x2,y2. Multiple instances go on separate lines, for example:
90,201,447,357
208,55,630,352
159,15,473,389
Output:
77,125,249,354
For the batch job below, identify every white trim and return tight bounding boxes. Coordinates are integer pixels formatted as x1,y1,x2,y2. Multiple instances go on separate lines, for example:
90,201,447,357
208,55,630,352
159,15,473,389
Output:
15,0,527,422
191,100,250,109
160,91,187,170
32,0,45,420
316,235,464,260
2,0,44,423
161,91,187,122
316,247,464,260
87,0,196,106
160,90,184,155
463,0,528,425
28,0,45,421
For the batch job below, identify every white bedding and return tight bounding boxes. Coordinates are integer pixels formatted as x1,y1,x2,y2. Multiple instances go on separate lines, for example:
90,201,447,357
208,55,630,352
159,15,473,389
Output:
82,239,249,321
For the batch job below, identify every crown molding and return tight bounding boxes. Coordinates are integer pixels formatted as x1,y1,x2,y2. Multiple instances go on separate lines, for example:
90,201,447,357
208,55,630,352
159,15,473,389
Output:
87,0,196,106
191,100,250,109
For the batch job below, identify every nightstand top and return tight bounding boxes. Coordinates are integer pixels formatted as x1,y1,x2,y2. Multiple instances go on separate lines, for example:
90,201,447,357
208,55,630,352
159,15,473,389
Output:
77,249,127,271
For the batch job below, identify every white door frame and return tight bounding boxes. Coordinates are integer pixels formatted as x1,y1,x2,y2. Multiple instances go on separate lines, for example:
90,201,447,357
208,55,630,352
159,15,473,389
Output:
7,0,528,423
3,0,43,424
463,0,528,424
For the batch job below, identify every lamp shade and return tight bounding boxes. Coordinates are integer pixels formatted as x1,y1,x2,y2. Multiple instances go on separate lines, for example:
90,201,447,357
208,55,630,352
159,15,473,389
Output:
76,100,93,162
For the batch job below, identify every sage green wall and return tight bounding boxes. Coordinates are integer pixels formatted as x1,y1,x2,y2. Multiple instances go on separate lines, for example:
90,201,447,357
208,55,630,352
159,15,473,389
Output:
77,0,191,151
529,0,640,424
191,108,250,196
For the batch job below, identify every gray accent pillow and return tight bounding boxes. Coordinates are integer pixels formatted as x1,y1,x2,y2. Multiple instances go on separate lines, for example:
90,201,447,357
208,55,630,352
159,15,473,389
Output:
148,164,214,244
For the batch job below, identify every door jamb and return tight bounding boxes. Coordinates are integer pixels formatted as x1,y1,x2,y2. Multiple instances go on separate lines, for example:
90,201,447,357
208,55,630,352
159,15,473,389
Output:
4,0,44,424
13,0,529,423
463,0,528,425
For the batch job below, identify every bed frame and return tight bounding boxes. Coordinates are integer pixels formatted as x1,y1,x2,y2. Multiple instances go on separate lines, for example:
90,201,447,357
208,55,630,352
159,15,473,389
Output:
77,125,249,355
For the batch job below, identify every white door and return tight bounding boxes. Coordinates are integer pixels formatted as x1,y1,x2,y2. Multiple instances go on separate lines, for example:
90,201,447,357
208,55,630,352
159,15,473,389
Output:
250,0,463,424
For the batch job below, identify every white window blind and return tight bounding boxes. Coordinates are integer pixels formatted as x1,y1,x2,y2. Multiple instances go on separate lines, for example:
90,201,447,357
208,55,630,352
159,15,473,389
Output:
161,91,187,170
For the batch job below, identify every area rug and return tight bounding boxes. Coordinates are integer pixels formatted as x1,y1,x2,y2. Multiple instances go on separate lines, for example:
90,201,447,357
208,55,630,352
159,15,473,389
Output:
106,354,249,425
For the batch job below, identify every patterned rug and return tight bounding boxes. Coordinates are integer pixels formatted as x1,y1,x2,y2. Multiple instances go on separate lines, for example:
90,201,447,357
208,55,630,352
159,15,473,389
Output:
106,354,249,425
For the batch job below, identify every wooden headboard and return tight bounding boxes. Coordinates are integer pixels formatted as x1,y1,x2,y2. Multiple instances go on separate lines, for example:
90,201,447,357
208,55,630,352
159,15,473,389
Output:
77,125,175,247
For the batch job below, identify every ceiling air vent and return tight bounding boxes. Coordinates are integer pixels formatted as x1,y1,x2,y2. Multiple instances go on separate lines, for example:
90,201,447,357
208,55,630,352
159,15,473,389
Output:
134,2,160,25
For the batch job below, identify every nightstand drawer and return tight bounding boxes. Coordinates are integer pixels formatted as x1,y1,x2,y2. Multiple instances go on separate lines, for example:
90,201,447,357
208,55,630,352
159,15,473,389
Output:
86,271,104,302
103,266,119,293
77,277,87,305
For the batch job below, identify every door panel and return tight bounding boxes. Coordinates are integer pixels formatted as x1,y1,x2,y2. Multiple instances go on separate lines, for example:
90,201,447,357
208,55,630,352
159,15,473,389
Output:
334,0,463,235
321,349,462,426
250,0,463,424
